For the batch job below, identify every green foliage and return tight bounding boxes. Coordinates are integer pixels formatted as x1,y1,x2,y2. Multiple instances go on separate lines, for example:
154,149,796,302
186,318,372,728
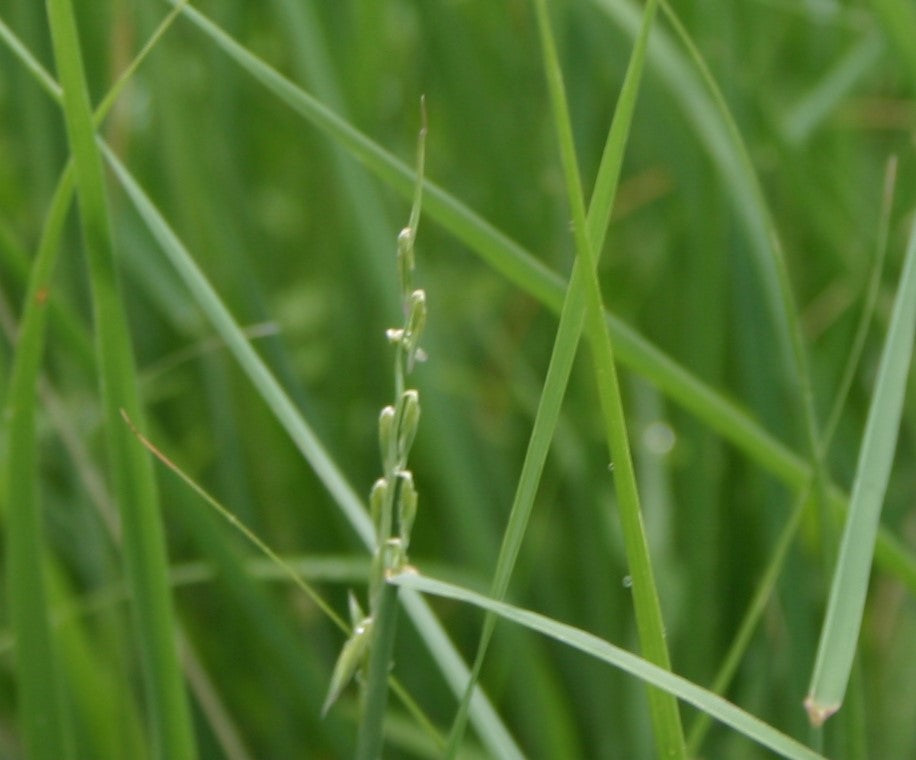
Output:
2,1,916,758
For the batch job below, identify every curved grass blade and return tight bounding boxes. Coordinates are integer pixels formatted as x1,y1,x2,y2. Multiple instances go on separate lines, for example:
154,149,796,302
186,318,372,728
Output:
45,0,197,755
392,571,826,760
805,218,916,725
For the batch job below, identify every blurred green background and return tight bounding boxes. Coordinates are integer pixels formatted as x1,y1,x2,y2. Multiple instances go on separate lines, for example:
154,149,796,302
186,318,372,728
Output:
2,0,916,757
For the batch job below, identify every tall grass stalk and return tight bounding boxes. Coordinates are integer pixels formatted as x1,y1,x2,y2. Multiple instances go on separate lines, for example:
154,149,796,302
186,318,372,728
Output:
531,1,685,756
1,6,188,759
443,1,669,754
3,131,76,760
352,108,427,759
44,0,196,756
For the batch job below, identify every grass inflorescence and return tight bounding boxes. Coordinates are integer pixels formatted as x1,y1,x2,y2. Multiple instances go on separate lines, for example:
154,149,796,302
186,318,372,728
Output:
2,1,916,758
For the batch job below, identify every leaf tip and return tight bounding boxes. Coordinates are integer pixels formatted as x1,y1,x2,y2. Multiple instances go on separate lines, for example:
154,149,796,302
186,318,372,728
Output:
804,694,839,727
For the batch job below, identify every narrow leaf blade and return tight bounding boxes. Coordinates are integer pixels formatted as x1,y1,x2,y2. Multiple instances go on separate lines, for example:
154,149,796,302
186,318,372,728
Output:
806,219,916,723
392,572,826,760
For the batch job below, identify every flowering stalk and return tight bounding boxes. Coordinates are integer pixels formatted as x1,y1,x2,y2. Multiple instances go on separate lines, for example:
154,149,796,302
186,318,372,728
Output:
323,103,427,760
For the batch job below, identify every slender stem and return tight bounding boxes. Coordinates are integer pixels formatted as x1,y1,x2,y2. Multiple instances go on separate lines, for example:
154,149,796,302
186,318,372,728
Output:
354,104,427,757
355,578,400,759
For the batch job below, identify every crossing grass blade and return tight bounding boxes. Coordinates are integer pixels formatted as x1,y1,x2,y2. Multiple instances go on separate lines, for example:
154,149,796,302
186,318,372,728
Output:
529,0,685,756
44,0,197,756
442,0,665,754
805,219,916,725
391,571,826,760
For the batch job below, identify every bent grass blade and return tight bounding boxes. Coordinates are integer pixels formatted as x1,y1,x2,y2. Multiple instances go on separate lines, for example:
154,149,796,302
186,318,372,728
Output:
392,571,826,760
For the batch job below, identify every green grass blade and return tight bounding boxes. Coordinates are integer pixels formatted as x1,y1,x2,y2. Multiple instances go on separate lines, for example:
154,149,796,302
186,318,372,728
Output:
443,2,666,753
530,1,685,757
805,218,916,725
392,571,826,760
101,144,523,760
442,239,585,757
780,29,884,145
0,10,192,758
598,0,843,573
44,0,197,756
0,13,61,100
3,139,76,760
102,142,373,544
688,156,901,754
684,0,836,549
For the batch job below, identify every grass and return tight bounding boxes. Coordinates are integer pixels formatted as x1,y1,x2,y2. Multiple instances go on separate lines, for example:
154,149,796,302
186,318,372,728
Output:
2,1,916,758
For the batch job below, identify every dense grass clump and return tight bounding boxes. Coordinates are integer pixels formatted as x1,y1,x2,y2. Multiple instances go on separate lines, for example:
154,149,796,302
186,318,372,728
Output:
1,1,916,758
